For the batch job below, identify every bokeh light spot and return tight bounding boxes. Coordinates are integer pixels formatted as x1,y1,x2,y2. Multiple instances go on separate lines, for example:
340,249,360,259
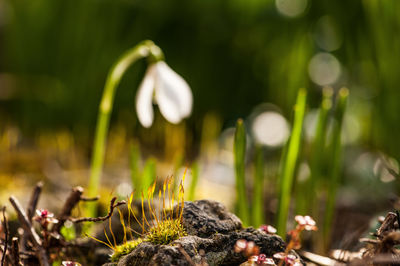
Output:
308,53,341,86
373,156,399,183
252,111,289,147
314,16,343,52
275,0,308,17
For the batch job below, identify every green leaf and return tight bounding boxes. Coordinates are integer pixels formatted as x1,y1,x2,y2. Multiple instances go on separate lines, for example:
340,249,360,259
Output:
276,88,307,237
234,118,249,225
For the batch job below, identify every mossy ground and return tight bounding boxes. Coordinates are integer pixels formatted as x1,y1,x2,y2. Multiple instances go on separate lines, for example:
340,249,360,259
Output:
111,219,187,261
111,238,143,262
146,218,187,245
107,177,187,262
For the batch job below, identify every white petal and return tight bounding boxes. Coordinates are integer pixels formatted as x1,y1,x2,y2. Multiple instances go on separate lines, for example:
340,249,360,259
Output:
154,78,182,124
154,61,193,123
135,65,156,128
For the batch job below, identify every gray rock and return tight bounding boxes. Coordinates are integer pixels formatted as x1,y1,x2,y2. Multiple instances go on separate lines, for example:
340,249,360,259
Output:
116,228,285,266
104,200,295,266
179,200,242,237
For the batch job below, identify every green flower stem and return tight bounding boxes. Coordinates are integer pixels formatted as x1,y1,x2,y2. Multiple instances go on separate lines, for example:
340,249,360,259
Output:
276,88,307,237
323,87,348,250
86,40,164,217
252,145,264,227
234,119,249,225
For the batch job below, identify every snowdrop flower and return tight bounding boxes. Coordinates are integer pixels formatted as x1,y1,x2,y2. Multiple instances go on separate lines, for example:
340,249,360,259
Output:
136,61,193,128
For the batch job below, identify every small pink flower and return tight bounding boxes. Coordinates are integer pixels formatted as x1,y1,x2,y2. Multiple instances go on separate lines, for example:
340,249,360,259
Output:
234,239,259,257
284,254,297,265
260,225,277,234
294,215,317,231
273,252,285,260
248,255,258,262
34,209,58,227
257,254,277,265
244,241,259,257
263,258,277,265
234,239,248,253
62,261,81,266
273,253,301,266
249,254,276,265
257,254,267,263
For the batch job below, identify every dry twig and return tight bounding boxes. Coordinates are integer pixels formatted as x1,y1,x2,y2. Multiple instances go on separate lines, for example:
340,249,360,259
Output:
376,212,397,237
79,196,99,202
177,244,196,266
21,182,43,253
53,186,84,232
27,182,43,221
1,207,8,266
9,196,50,266
69,197,126,223
300,250,345,266
11,237,21,266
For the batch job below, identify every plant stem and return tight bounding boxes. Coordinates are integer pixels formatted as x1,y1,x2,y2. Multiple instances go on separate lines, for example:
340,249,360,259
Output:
276,88,307,237
252,145,264,227
188,162,199,201
86,40,163,217
234,118,249,225
323,87,348,251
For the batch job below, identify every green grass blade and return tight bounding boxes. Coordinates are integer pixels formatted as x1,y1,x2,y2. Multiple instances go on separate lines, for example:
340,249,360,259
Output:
276,88,307,237
188,162,199,201
252,145,264,227
129,140,141,197
173,151,184,194
293,166,308,216
142,157,157,192
323,87,349,250
234,118,249,225
308,88,333,214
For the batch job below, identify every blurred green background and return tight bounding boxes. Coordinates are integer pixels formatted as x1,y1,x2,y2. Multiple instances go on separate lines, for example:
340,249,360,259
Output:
1,0,400,250
2,0,398,155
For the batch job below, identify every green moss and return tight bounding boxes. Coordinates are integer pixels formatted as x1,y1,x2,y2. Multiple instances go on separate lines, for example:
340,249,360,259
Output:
145,219,187,245
110,219,186,262
106,178,187,263
111,238,143,262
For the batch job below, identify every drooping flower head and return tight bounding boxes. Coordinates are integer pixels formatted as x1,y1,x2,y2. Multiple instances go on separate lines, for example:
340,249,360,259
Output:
136,61,193,128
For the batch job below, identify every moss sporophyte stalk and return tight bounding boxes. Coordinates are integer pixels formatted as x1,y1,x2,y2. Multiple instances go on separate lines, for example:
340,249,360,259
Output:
88,176,188,262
